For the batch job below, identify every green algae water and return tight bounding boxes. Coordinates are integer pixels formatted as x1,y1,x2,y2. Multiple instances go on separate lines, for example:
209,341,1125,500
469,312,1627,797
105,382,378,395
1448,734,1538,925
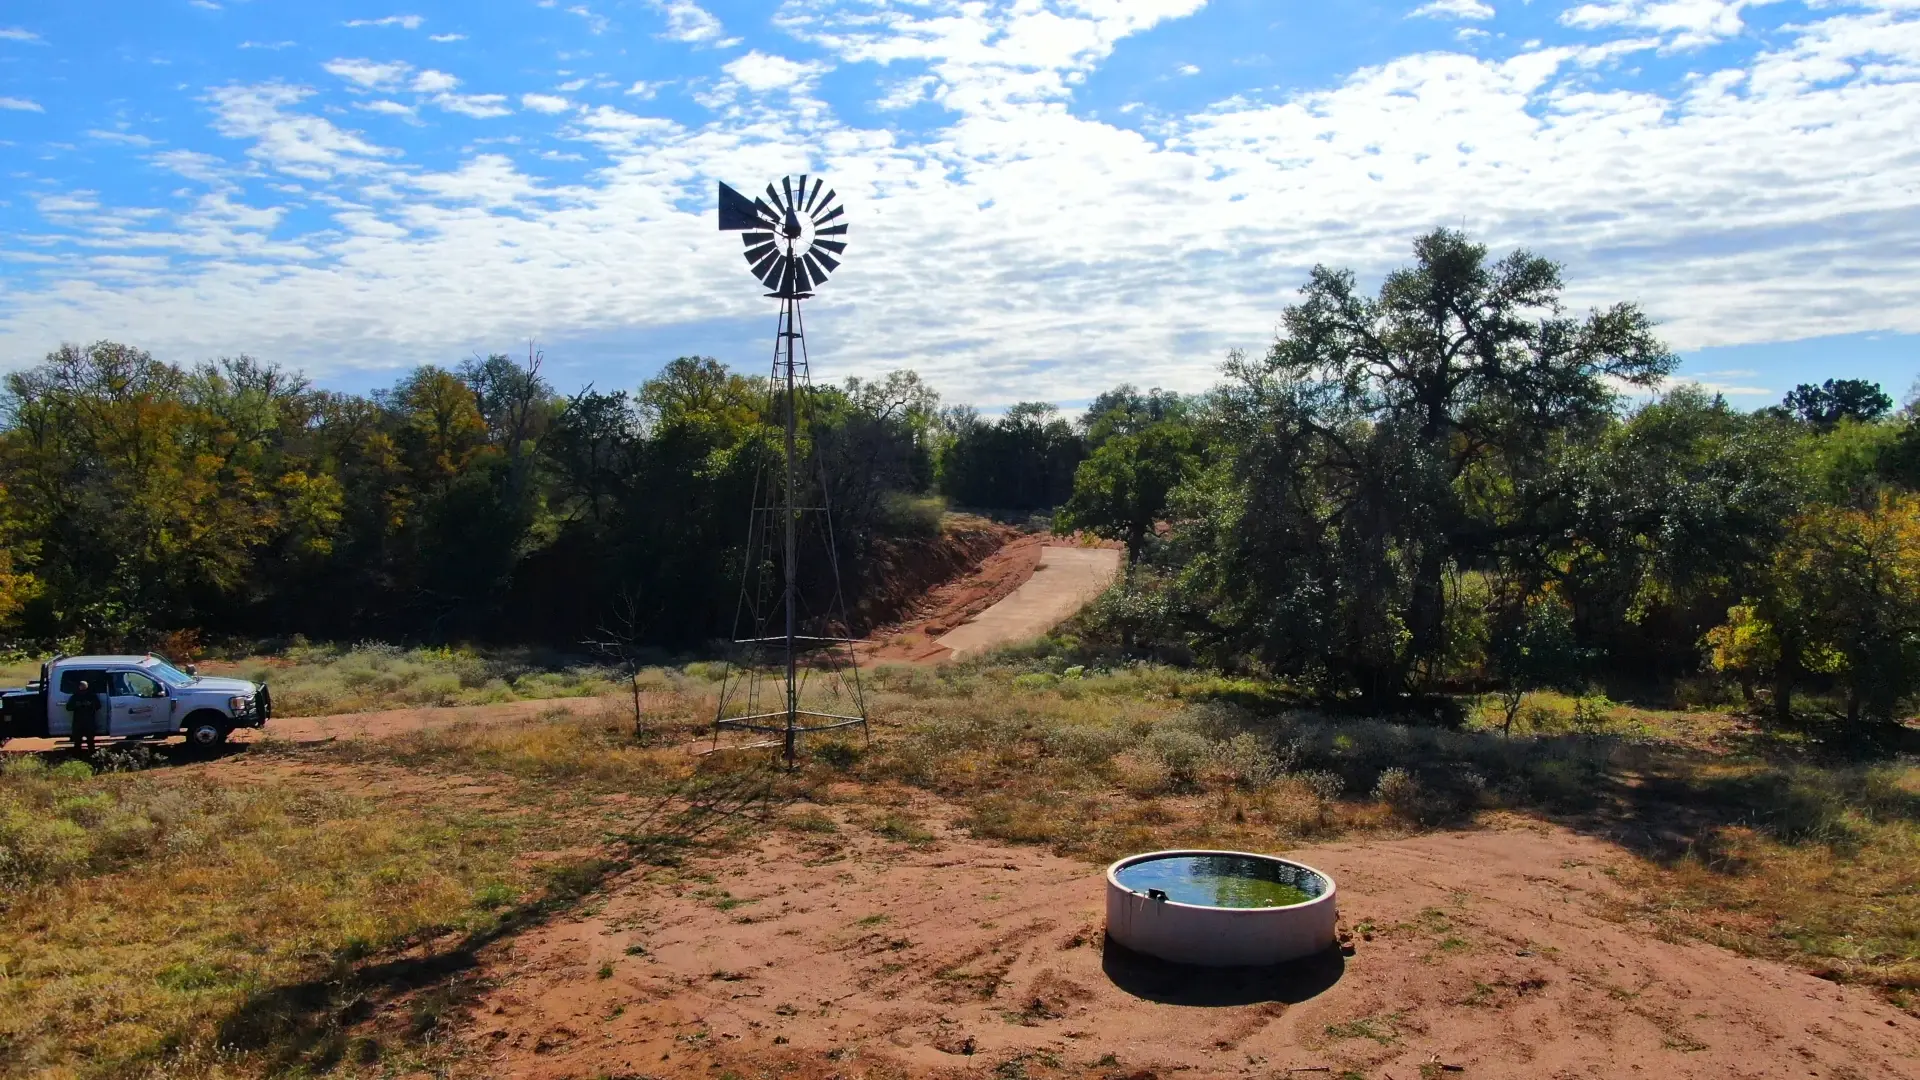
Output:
1114,854,1322,908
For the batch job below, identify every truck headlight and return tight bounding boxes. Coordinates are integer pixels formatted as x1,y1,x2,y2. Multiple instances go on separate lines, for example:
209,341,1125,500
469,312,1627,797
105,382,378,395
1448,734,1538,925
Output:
230,696,253,712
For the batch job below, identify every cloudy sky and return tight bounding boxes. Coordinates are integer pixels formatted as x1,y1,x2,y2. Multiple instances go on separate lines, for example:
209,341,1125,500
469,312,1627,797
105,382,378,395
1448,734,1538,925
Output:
1,0,1917,409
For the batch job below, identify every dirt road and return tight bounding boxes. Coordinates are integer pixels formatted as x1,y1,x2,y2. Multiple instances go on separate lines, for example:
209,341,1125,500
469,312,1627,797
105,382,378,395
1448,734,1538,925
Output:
935,545,1122,659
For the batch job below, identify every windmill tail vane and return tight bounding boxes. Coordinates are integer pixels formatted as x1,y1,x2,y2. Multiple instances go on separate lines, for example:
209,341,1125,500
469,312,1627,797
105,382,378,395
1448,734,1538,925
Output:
711,175,866,768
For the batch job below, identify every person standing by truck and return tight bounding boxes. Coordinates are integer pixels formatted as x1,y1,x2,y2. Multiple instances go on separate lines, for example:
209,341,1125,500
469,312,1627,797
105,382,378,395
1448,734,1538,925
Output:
66,680,102,753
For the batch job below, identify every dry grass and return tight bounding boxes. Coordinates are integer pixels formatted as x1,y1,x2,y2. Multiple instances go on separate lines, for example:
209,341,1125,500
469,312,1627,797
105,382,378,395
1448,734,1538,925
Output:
199,642,635,717
0,696,775,1079
0,755,538,1078
2,652,1915,1079
1605,760,1920,1007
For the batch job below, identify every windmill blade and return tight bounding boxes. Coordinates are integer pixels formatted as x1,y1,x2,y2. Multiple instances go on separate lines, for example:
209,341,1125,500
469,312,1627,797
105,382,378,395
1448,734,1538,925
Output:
804,177,824,212
782,176,796,213
764,183,785,212
809,248,840,273
813,238,846,255
750,249,782,282
758,258,785,291
803,252,831,283
718,182,765,231
816,223,849,237
814,204,846,226
741,231,773,246
796,175,808,213
778,256,798,295
743,240,777,264
812,189,837,217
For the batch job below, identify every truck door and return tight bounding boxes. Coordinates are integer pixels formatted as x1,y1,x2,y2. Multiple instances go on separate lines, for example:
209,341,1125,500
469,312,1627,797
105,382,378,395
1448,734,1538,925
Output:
110,670,171,735
53,668,110,738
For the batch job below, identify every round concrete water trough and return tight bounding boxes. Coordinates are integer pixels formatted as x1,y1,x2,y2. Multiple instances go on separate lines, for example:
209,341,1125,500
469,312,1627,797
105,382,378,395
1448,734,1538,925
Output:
1105,849,1338,967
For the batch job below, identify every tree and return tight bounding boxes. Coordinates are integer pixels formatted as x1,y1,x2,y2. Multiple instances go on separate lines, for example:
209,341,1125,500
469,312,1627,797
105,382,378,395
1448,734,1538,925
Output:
1055,420,1197,565
1080,385,1191,449
1489,590,1587,737
1709,493,1920,723
1556,387,1808,678
1783,379,1892,431
1181,229,1674,694
936,402,1084,513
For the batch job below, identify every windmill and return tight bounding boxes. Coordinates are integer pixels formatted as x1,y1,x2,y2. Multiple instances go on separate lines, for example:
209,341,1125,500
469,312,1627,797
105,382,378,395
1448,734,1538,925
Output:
711,175,867,767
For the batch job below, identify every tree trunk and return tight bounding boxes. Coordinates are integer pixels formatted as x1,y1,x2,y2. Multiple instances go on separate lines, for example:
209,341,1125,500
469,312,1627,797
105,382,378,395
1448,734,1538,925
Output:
1772,663,1796,726
1405,544,1448,690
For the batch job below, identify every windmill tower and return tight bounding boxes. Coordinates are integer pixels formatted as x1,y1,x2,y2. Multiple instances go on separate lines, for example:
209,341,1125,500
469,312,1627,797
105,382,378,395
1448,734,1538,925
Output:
711,176,868,767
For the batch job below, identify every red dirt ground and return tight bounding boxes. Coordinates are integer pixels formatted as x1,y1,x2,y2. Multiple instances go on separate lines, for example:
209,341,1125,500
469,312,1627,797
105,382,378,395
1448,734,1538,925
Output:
429,793,1918,1079
16,690,1915,1078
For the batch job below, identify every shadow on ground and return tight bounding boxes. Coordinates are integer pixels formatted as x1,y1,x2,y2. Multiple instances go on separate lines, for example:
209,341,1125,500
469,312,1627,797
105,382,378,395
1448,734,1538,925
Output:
0,740,248,769
208,762,795,1072
1101,940,1346,1007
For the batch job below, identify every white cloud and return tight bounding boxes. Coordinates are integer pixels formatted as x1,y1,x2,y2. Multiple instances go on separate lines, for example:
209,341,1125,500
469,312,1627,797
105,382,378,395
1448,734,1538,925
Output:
206,82,395,180
240,40,297,50
354,99,417,118
721,51,829,93
1561,0,1763,48
0,27,44,42
567,5,610,35
7,0,1920,410
428,32,466,42
875,74,936,110
1411,0,1495,19
345,15,425,29
1177,63,1201,75
556,78,589,92
0,96,43,112
191,1,222,10
521,92,574,113
411,69,460,93
432,92,512,118
87,129,158,146
324,57,413,89
648,0,737,46
625,80,660,98
37,192,98,214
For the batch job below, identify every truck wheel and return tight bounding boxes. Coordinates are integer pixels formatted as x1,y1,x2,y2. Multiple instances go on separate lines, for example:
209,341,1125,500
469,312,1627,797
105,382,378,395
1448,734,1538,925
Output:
187,719,229,749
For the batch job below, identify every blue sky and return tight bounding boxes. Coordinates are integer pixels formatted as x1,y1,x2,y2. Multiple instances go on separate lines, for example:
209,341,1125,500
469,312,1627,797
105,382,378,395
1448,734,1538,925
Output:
2,0,1917,410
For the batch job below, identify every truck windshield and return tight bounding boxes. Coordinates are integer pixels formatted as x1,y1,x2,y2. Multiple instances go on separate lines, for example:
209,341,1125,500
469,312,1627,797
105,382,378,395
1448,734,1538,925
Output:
145,660,195,687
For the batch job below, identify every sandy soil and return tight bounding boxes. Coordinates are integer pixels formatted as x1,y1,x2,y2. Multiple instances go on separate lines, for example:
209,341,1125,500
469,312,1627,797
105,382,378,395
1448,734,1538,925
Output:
936,545,1122,660
447,798,1919,1080
858,533,1050,664
860,535,1122,665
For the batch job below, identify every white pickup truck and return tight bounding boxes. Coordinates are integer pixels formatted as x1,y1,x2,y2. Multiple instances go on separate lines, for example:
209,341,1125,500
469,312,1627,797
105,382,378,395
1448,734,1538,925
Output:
0,654,271,749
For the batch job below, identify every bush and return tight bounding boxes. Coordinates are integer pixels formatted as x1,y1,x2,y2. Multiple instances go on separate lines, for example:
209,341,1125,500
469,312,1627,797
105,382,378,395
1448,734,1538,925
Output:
877,492,946,538
1209,731,1287,789
1145,727,1214,788
1372,767,1423,820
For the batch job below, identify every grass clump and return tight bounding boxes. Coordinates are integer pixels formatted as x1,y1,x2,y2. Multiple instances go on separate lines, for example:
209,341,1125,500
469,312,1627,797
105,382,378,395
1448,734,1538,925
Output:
200,641,625,717
0,755,537,1077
